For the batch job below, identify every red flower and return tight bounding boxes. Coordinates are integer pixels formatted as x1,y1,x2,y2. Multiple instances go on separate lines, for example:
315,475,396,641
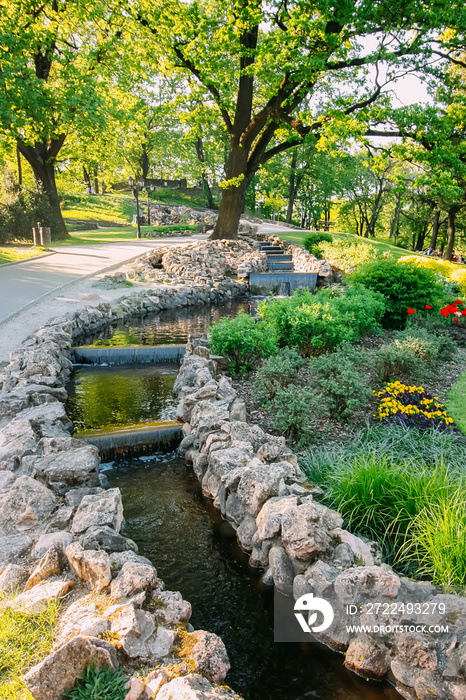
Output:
455,299,462,304
425,304,432,310
453,318,460,323
440,308,449,317
407,308,415,314
462,309,466,316
447,305,458,314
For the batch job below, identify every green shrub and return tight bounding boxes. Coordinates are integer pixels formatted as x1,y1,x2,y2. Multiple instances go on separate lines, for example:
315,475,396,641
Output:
0,167,53,244
257,284,385,356
349,258,445,329
303,232,333,257
318,238,379,272
64,664,127,700
210,310,277,375
254,347,305,406
309,345,372,420
400,324,457,362
375,339,426,383
271,385,324,441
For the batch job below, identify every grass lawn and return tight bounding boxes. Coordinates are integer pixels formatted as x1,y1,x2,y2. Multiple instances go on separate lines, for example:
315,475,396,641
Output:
53,223,199,247
61,193,135,225
0,246,46,264
276,227,421,261
447,370,466,434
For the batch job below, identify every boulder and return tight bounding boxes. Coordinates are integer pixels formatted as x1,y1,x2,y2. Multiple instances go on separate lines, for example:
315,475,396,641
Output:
157,674,238,700
56,600,110,646
79,526,137,553
23,635,118,700
334,566,401,605
344,637,389,680
152,590,192,625
110,562,157,601
330,528,374,566
395,634,437,671
0,475,56,534
0,533,32,570
66,542,111,592
110,603,175,660
0,562,28,593
24,545,63,590
32,446,100,494
71,488,123,534
293,560,339,600
281,503,332,560
268,545,294,595
6,579,73,613
0,417,38,462
236,462,294,516
256,496,298,540
32,531,74,559
183,630,230,684
109,550,153,573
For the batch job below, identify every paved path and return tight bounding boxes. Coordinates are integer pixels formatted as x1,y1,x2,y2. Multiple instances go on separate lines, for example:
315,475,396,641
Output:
0,237,205,325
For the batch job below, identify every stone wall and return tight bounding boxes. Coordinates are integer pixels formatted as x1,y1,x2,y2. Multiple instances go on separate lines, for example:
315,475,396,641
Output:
0,282,249,700
175,337,466,700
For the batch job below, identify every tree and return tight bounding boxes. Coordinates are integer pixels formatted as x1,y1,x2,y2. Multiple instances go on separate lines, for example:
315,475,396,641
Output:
0,0,126,238
133,0,466,239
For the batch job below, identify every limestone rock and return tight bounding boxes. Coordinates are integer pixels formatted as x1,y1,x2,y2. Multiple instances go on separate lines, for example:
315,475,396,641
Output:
0,533,32,570
110,604,175,660
23,635,118,700
293,560,339,600
330,528,374,566
79,525,137,553
236,462,294,516
268,545,294,595
152,590,192,625
56,600,110,646
0,562,28,593
396,634,437,671
344,637,389,680
334,566,401,605
157,674,238,700
6,579,73,613
32,446,100,494
109,550,153,573
110,562,157,602
0,475,56,534
184,630,230,683
71,488,123,534
24,545,63,590
32,531,74,559
281,503,331,560
256,496,298,540
66,542,111,592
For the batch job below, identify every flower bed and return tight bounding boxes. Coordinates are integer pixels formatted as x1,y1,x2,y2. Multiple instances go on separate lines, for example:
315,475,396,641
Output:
374,381,459,432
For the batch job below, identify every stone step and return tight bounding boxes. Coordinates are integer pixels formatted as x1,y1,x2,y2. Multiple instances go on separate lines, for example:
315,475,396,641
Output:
268,262,294,271
266,255,292,262
260,245,284,253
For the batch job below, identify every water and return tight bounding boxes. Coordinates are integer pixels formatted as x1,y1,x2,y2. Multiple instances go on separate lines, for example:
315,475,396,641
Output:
78,299,250,348
106,455,402,700
66,364,179,436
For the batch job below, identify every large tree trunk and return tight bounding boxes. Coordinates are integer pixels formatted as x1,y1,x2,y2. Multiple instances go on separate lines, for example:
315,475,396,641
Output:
415,223,428,251
17,137,69,240
445,206,459,260
430,209,440,249
286,151,298,224
390,195,402,239
210,141,249,240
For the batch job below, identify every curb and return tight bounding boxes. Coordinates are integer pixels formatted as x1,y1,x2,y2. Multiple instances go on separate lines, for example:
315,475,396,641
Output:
0,251,56,268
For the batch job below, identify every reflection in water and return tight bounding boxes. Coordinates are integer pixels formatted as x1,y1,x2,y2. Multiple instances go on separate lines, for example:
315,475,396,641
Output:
107,455,402,700
79,299,249,347
66,364,178,435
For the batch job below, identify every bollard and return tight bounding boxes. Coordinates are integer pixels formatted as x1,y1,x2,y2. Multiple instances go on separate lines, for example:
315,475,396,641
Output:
39,226,51,246
32,227,40,246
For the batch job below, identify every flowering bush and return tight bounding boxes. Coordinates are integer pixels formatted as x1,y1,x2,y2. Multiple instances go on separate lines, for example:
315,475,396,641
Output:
317,238,380,272
374,381,458,432
438,299,466,324
399,255,466,295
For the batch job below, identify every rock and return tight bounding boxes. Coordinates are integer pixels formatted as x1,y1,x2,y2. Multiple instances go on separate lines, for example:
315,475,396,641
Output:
57,601,111,645
414,672,447,699
0,417,38,462
24,545,63,590
184,630,230,683
145,669,169,695
125,677,149,700
334,566,401,604
157,674,238,700
236,516,258,551
110,604,175,659
110,562,157,601
256,439,287,463
79,526,137,553
64,486,105,508
230,399,247,422
48,505,74,531
0,533,32,569
152,590,192,625
333,543,354,567
396,634,437,671
66,542,111,592
330,528,374,566
71,488,123,534
32,531,74,559
281,503,331,560
0,475,56,534
344,637,389,679
230,422,268,450
109,550,153,572
6,579,73,613
269,545,294,595
293,560,340,600
23,635,118,700
236,462,294,516
0,563,28,593
256,496,298,540
32,446,100,494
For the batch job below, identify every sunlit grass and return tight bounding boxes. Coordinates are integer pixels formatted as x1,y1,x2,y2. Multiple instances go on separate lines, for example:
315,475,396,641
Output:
0,594,61,699
0,246,45,264
447,370,466,435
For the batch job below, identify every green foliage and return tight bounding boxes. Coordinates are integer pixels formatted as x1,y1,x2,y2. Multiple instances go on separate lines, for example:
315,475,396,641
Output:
300,425,466,585
271,385,323,441
63,664,127,700
210,311,277,375
303,232,333,257
257,284,385,356
349,258,445,329
375,339,426,383
309,345,372,420
447,370,466,435
254,348,305,406
0,168,52,243
317,238,379,272
0,594,60,699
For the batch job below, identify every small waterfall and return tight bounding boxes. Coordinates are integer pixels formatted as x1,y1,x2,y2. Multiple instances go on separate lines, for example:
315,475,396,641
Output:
249,272,317,296
74,344,186,365
84,423,182,462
